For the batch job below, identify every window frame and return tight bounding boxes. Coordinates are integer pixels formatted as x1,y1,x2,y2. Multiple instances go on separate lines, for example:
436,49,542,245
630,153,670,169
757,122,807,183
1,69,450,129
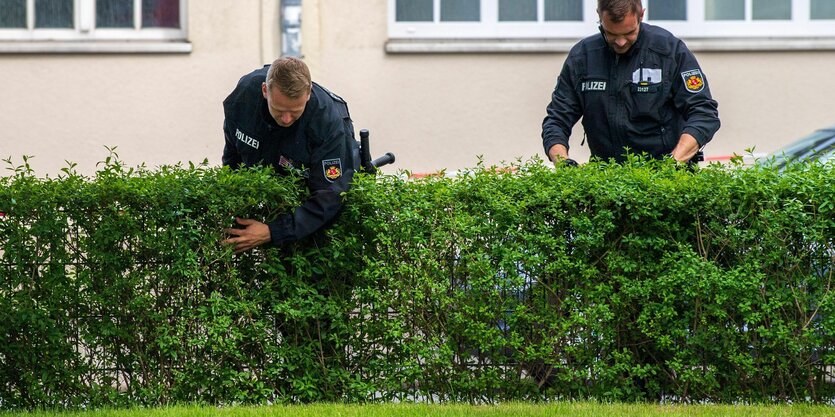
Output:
388,0,835,40
0,0,188,42
389,0,598,39
651,0,835,37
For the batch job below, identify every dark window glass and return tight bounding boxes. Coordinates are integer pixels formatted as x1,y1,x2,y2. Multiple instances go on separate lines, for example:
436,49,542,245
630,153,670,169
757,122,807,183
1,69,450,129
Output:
97,0,133,28
35,0,73,28
544,0,582,21
812,0,835,19
500,0,537,21
706,0,745,20
441,0,479,22
647,0,686,20
396,0,433,22
142,0,179,28
752,0,791,20
0,0,26,28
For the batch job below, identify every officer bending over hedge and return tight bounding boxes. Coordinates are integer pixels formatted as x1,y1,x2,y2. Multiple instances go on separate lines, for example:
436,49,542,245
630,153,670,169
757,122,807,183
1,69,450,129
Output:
542,0,720,165
221,57,357,253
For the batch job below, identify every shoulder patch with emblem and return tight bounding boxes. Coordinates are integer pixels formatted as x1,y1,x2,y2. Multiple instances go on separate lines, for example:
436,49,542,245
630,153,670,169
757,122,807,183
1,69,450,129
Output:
322,158,342,182
681,69,705,93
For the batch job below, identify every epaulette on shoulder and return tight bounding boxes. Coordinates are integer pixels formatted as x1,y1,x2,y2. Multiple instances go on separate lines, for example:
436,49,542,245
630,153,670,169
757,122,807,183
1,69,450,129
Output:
314,82,347,104
643,25,674,56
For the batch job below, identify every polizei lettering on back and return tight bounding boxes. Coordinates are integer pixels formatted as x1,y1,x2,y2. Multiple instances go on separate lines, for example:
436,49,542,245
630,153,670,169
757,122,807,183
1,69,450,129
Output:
235,128,260,150
581,81,607,92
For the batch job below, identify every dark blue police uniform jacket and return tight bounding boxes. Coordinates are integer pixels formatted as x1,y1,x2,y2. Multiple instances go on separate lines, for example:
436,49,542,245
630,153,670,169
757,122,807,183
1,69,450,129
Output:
222,65,357,246
542,23,720,161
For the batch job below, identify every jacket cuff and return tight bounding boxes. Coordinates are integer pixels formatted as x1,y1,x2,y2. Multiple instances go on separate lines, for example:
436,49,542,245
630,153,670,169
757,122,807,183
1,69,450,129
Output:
267,214,294,246
543,137,570,157
682,127,709,148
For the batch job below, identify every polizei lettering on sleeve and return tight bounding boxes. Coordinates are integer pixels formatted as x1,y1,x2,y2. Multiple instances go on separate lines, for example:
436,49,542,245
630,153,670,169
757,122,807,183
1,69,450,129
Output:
581,81,607,92
235,128,260,150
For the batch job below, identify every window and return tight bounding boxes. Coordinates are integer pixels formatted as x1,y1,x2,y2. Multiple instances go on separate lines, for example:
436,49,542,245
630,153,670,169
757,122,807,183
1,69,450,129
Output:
705,0,745,20
812,0,835,19
442,0,480,21
389,0,835,42
704,0,796,21
390,0,593,38
649,0,835,38
0,0,186,42
647,0,687,20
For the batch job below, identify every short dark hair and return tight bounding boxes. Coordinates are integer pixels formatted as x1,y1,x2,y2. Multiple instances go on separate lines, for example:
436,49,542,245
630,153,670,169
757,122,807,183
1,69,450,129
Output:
598,0,642,23
265,57,312,99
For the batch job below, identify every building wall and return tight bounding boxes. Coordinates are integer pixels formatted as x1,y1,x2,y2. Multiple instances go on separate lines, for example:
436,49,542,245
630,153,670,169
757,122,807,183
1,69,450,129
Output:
2,1,834,177
1,1,279,176
305,0,835,172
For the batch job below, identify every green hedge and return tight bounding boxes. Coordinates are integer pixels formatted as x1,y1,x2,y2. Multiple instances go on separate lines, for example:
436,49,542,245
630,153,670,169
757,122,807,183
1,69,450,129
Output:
1,154,834,409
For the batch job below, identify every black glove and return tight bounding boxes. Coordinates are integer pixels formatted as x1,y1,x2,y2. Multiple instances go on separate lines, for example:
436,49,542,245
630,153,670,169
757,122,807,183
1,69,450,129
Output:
560,158,579,168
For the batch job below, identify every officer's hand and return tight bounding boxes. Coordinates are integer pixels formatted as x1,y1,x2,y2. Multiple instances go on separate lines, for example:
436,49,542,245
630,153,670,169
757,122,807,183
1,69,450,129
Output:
222,217,272,254
547,144,570,164
670,133,700,162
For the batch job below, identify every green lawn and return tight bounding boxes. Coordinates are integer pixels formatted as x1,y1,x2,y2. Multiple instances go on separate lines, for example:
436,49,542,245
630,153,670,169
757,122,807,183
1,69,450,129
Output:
4,403,834,417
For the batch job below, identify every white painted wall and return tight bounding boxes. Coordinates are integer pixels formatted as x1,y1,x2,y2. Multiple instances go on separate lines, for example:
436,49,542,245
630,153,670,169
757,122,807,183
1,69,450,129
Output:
2,1,834,177
0,1,278,176
304,0,835,172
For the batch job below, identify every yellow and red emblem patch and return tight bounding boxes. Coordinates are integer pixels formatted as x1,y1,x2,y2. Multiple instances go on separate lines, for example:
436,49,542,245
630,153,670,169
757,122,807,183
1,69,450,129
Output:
681,69,705,93
322,158,342,182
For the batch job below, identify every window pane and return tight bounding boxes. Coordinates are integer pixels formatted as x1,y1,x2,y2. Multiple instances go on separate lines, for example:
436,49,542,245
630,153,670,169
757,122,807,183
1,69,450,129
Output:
500,0,536,21
811,0,835,19
544,0,582,21
647,0,686,20
706,0,744,20
35,0,73,28
752,0,791,20
142,0,180,28
0,0,26,28
441,0,479,22
396,0,432,22
97,0,133,28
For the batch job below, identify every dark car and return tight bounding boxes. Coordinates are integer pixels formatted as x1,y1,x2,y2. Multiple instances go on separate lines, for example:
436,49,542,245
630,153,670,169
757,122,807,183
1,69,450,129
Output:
762,125,835,169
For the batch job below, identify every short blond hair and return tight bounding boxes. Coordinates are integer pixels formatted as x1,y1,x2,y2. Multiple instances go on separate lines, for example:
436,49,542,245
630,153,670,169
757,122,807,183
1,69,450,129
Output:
265,57,312,99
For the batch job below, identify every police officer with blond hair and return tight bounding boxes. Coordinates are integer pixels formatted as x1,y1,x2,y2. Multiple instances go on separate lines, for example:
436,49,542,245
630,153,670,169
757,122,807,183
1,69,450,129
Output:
222,57,357,253
542,0,720,164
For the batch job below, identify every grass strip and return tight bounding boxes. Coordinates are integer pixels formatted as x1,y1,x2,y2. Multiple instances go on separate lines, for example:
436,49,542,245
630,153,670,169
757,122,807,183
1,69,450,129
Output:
4,402,834,417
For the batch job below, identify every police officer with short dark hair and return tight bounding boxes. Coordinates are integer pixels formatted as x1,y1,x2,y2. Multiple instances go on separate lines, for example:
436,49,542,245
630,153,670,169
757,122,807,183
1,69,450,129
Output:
542,0,720,164
221,57,357,253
